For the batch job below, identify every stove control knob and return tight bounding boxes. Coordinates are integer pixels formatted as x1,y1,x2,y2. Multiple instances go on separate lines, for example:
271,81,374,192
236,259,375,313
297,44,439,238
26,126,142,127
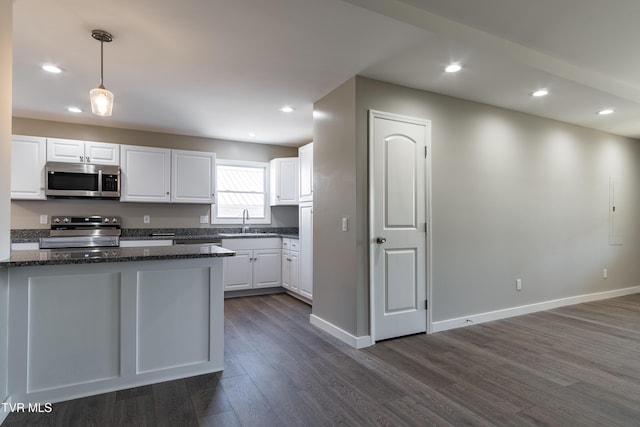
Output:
53,217,61,223
63,217,70,223
111,218,118,223
104,218,110,223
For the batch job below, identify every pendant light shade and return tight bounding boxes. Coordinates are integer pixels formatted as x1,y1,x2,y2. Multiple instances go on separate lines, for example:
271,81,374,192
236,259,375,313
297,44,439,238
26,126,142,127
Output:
90,30,114,117
90,86,114,116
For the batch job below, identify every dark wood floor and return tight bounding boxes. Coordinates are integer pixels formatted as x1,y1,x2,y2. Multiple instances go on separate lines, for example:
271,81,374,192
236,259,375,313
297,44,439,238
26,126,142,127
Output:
5,293,640,426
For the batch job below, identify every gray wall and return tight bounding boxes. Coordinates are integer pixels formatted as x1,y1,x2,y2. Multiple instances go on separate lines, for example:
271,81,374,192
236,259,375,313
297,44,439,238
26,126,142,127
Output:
312,78,362,335
12,118,300,229
1,0,11,407
356,77,640,322
314,75,640,337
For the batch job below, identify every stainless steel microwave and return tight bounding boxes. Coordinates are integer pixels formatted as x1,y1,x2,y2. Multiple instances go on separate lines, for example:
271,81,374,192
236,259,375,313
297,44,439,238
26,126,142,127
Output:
45,162,120,199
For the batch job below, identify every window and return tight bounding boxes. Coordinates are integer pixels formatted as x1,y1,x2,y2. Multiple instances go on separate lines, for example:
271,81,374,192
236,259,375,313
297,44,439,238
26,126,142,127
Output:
212,160,270,224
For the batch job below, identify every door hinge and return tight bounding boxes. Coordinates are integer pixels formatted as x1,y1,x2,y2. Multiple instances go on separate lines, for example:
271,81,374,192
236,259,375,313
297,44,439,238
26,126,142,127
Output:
425,299,428,309
424,146,427,158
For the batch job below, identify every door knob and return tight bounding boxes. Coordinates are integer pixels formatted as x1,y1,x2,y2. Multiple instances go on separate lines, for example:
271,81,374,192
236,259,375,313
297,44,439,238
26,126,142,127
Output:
376,237,386,244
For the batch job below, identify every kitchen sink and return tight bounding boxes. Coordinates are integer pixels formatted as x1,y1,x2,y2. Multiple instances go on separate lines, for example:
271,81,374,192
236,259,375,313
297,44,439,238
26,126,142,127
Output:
217,232,279,238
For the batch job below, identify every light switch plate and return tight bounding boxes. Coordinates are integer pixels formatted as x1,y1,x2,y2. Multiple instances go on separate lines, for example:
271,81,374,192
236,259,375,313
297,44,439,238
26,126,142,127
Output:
39,214,48,224
341,217,348,231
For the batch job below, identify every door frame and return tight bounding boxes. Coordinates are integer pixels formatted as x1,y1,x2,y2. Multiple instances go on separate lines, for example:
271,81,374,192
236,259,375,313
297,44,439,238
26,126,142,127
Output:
368,110,433,344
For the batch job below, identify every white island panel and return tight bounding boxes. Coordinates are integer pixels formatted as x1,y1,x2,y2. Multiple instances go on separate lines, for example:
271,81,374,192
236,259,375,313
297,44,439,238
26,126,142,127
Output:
137,268,211,373
8,257,224,405
27,272,121,393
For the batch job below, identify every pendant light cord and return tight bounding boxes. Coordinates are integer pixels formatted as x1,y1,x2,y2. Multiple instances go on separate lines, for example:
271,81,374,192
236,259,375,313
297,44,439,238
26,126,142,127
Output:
99,40,105,89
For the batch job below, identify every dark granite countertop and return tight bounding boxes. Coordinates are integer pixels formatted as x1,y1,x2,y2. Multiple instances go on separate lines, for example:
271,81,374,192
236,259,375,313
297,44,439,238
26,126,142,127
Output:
11,227,299,243
1,243,234,268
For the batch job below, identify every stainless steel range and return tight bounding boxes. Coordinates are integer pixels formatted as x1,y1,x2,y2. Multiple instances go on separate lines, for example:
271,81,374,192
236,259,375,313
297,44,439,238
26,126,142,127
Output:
40,215,122,249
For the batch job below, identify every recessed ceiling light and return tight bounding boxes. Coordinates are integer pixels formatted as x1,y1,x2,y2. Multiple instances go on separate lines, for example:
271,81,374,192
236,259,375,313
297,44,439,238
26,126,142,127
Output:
531,89,549,97
67,107,82,113
598,108,614,115
280,106,295,113
444,63,462,73
42,64,62,73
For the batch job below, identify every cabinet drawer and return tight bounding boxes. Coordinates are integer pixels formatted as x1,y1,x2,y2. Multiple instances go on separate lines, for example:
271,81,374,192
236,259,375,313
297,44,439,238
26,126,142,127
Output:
289,239,299,251
221,237,281,250
119,240,173,247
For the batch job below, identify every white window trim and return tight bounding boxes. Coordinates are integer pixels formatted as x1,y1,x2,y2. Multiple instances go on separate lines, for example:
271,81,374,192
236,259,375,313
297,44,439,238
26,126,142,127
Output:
211,159,271,225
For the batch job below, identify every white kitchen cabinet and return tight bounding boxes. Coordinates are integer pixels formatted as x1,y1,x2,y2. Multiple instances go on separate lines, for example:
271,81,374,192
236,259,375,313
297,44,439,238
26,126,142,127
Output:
119,240,173,248
222,238,281,291
299,202,313,300
47,138,119,165
11,242,40,251
253,249,281,288
298,142,313,202
282,238,299,292
223,250,253,290
120,145,171,202
11,135,47,200
270,157,299,205
171,149,216,203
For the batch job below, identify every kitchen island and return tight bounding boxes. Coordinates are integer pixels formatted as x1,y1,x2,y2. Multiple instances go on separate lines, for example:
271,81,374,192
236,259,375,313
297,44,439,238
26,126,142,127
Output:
2,243,233,406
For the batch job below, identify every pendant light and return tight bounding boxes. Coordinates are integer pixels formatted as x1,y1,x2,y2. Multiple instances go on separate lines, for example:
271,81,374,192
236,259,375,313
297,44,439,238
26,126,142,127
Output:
89,29,114,117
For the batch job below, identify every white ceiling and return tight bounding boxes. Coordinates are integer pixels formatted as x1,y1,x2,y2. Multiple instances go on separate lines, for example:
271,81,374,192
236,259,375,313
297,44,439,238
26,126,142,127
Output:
12,0,640,147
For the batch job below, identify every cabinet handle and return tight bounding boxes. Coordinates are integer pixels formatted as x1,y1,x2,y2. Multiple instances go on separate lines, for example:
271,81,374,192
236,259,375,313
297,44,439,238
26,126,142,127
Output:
86,157,90,163
166,192,170,195
80,155,84,162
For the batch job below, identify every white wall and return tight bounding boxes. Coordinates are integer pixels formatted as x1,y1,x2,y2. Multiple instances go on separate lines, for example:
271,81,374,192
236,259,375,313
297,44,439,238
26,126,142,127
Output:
313,76,640,339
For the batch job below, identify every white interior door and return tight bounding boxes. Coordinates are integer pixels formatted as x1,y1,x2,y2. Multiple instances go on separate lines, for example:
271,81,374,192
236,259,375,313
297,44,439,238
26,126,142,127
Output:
370,110,430,342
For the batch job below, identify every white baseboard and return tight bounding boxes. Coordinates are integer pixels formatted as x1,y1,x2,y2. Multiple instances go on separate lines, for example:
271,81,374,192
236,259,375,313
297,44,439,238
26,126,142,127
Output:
432,285,640,333
310,314,373,349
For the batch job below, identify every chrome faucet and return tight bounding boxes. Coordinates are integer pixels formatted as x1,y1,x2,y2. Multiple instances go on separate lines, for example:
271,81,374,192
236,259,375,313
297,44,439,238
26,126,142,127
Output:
242,208,250,233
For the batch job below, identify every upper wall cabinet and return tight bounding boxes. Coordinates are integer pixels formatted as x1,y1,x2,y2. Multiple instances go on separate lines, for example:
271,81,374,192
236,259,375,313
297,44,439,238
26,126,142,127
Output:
120,145,171,203
298,142,313,202
270,157,299,206
11,135,47,200
120,145,216,204
47,138,120,165
171,149,216,204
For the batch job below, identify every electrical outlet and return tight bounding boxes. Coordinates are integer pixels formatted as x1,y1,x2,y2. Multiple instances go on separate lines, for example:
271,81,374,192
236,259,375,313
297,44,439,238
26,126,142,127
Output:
603,268,608,279
516,278,522,291
39,214,48,224
341,217,348,231
200,215,209,224
143,215,150,224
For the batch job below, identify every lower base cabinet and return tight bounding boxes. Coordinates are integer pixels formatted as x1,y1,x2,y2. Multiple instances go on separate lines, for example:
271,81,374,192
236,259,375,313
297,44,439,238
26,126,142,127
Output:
282,248,299,292
222,238,281,291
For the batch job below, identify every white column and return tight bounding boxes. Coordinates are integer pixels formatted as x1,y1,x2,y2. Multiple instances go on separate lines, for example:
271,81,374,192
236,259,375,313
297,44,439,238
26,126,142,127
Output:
0,0,13,419
0,0,12,260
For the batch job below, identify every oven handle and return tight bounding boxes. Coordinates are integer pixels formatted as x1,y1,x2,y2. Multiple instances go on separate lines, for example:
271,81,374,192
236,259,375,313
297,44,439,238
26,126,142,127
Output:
98,169,103,193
